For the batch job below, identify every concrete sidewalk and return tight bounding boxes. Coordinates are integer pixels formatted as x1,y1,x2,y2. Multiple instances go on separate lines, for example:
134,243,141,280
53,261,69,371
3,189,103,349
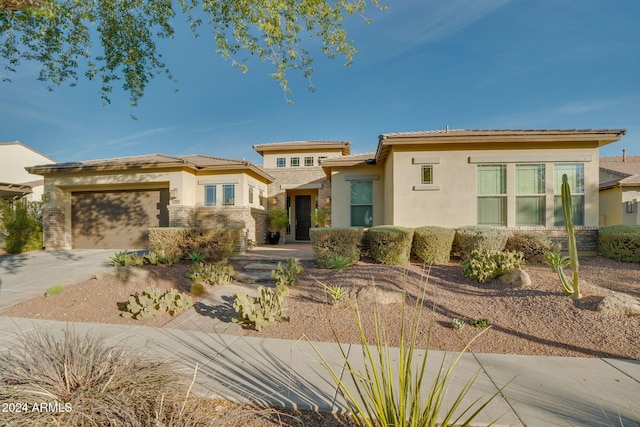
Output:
0,250,113,309
0,316,638,426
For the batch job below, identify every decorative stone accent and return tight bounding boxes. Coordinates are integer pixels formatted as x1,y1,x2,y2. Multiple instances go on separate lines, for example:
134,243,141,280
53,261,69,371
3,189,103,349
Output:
508,227,599,252
356,287,404,305
168,205,195,227
42,208,66,250
95,267,150,284
597,293,640,316
496,268,531,287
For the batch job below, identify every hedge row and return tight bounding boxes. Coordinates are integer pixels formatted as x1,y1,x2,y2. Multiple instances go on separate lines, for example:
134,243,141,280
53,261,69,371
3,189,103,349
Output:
148,227,241,262
598,225,640,263
368,226,414,265
309,227,364,268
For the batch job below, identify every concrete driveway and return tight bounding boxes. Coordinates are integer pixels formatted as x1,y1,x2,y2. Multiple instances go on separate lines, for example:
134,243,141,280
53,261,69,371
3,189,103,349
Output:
0,249,114,309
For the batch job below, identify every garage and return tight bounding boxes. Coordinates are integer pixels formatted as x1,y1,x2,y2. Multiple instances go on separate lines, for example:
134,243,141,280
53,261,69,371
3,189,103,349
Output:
71,189,170,249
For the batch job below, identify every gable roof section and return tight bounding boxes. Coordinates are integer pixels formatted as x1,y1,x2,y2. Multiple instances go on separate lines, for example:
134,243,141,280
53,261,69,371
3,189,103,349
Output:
26,153,274,182
0,141,56,163
600,156,640,189
253,140,351,156
376,128,627,164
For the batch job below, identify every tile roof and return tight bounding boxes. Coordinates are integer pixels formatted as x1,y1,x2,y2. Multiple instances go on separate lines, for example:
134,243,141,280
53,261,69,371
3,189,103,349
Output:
26,154,274,181
380,128,627,139
600,156,640,187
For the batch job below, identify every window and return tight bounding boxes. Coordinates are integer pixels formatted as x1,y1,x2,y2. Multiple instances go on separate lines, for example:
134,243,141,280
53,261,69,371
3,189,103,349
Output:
222,184,235,206
318,156,327,164
259,189,265,206
421,165,433,184
554,163,584,226
248,186,254,204
477,165,506,226
304,156,314,167
290,157,300,167
205,185,216,207
516,164,545,226
350,181,373,227
276,157,286,168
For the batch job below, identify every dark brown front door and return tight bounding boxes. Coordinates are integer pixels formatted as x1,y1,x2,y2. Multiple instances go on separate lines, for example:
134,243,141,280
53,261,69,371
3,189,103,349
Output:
71,189,169,249
295,195,311,241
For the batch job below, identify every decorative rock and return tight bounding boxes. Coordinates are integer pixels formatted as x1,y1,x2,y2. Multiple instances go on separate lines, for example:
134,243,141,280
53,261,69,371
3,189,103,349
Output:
356,287,404,305
243,263,278,271
597,293,640,316
235,272,274,283
95,267,149,284
496,269,531,288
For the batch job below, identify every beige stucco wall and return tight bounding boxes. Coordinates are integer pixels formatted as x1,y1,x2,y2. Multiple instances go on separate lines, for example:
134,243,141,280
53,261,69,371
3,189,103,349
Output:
600,187,640,225
0,143,54,200
386,146,601,228
330,164,385,228
262,148,344,169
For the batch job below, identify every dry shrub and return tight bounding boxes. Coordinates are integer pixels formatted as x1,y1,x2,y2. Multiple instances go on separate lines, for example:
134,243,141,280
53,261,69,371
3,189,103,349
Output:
0,328,225,426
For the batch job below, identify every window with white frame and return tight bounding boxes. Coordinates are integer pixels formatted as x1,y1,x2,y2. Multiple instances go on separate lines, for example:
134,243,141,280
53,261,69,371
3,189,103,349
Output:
318,156,327,164
248,186,254,204
350,181,373,227
259,189,265,206
516,164,545,226
276,157,286,168
290,157,300,167
222,184,235,206
205,185,216,207
477,165,507,226
304,156,314,167
554,163,584,226
421,165,433,184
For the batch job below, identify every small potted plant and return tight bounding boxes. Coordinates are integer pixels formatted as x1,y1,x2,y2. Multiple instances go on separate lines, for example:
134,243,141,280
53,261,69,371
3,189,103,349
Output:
267,207,289,244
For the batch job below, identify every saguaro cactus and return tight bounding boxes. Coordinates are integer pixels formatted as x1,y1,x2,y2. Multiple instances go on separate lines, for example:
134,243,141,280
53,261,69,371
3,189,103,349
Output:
559,173,582,299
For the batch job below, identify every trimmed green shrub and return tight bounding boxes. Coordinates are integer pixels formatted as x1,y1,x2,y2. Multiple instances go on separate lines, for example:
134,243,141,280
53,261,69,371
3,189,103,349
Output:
461,249,525,283
413,226,455,264
309,227,363,268
148,227,241,261
598,225,640,262
368,226,414,265
505,232,561,264
454,226,508,259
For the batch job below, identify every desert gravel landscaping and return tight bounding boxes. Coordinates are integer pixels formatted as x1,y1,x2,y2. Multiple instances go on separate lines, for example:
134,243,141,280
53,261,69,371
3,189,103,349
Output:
2,254,639,361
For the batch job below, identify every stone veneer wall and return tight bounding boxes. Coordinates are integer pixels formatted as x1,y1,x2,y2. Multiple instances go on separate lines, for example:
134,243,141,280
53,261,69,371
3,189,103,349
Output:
168,205,196,228
42,208,67,250
508,226,599,253
263,167,331,212
251,208,268,244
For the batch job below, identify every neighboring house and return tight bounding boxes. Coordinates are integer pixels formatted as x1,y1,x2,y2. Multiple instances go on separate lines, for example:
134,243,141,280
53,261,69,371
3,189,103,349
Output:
252,141,349,242
599,154,640,226
26,154,272,250
322,128,626,251
27,128,628,251
0,142,55,201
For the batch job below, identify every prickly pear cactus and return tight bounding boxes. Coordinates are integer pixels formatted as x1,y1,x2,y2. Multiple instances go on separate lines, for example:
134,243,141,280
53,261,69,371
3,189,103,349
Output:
120,287,194,319
232,285,290,330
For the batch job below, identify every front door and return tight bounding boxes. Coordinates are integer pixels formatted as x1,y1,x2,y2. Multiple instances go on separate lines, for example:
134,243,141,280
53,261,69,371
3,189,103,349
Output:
295,195,312,240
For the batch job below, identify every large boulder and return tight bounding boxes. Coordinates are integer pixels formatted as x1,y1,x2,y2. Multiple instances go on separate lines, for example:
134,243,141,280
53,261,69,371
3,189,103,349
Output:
95,267,149,284
496,268,531,288
597,293,640,316
356,287,404,305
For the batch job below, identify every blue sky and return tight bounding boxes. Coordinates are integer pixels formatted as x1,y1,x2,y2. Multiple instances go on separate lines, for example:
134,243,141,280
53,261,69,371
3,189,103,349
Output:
1,0,638,165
